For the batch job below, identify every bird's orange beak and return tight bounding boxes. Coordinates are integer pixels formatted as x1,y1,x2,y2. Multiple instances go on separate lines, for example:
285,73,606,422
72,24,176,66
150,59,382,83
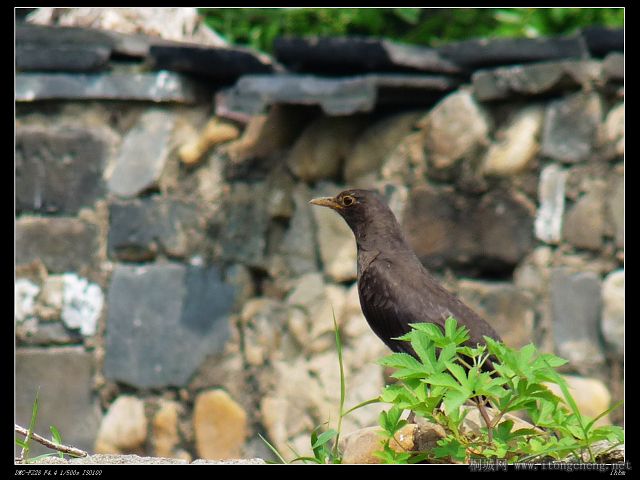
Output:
309,196,342,210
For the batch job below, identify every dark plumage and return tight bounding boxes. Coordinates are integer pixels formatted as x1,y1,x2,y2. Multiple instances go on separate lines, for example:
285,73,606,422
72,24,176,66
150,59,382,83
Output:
310,189,501,362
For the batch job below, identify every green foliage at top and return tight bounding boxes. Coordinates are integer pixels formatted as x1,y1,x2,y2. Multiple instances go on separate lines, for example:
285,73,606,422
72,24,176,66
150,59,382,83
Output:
375,317,624,463
199,8,624,53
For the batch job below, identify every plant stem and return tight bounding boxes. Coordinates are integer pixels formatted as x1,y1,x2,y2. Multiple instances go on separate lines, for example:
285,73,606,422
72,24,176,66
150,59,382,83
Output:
476,401,494,443
15,425,87,459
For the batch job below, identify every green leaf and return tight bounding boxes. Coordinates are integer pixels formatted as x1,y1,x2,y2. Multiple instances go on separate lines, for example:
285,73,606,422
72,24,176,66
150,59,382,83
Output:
386,405,404,429
393,8,421,24
15,438,28,449
409,322,444,341
311,429,338,450
377,352,423,370
437,343,457,367
444,316,458,338
409,330,438,371
445,361,470,390
434,436,466,462
494,420,514,441
50,425,64,459
422,372,460,389
50,425,62,444
535,353,568,369
443,388,470,414
444,316,470,345
378,352,429,380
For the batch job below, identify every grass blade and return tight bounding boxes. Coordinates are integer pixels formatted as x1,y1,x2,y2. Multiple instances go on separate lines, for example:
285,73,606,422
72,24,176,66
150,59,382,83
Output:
585,400,624,432
541,360,594,461
342,397,381,417
331,307,345,461
20,388,40,460
50,425,64,458
258,433,288,464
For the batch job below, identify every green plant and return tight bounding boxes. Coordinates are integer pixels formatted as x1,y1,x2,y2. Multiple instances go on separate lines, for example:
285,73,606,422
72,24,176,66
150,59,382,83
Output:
376,317,624,463
15,390,68,463
199,8,624,53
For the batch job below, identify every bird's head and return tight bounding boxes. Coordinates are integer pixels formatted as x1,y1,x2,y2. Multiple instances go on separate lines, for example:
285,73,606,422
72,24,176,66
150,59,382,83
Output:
309,189,404,246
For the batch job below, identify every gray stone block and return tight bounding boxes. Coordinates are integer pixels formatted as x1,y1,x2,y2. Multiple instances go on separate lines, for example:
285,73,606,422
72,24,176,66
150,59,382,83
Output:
550,268,604,372
16,217,100,276
563,185,607,251
108,197,201,261
402,186,534,275
603,52,624,83
16,125,107,214
457,280,535,349
607,173,624,249
149,44,276,80
15,347,101,456
535,164,568,244
274,36,462,75
17,45,111,72
438,34,588,69
541,92,603,163
601,269,624,356
472,60,602,102
103,263,236,388
581,26,624,57
106,109,175,198
214,183,269,269
215,73,459,119
16,72,202,103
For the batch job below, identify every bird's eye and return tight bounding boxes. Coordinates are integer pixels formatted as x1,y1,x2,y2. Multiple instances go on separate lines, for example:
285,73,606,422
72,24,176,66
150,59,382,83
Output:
342,195,355,206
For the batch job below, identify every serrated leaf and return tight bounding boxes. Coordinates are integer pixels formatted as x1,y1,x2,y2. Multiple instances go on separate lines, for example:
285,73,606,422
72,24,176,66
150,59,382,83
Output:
444,316,457,338
445,361,470,390
443,388,470,414
393,332,413,342
467,366,480,391
422,372,460,389
437,343,457,366
410,331,437,370
380,386,402,403
378,352,423,370
409,322,444,341
386,405,404,428
495,419,514,439
433,436,466,462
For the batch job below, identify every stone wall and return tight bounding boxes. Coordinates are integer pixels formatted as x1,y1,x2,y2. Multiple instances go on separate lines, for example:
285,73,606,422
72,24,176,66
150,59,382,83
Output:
15,18,623,461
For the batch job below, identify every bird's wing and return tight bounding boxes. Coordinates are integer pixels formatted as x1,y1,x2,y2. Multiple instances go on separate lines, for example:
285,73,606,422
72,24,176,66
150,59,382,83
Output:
358,256,451,355
359,255,500,354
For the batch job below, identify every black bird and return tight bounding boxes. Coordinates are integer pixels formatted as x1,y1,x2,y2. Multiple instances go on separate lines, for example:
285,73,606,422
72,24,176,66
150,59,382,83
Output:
309,189,501,363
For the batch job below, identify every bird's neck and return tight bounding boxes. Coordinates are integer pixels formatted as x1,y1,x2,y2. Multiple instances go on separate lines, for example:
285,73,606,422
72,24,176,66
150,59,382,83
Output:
352,217,411,254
